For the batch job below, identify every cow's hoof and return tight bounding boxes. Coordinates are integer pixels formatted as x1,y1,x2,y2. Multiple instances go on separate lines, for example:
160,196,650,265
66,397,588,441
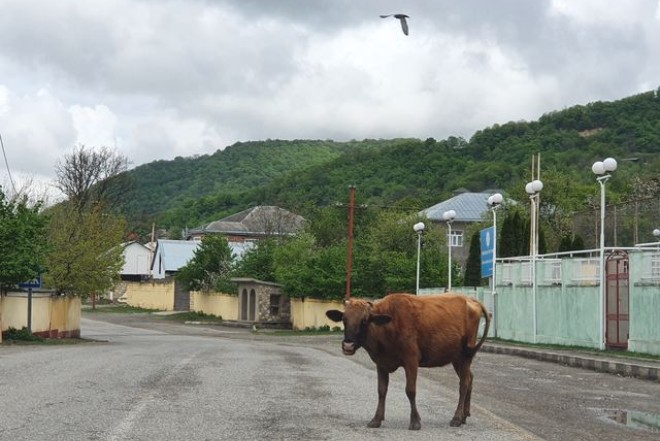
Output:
450,417,463,427
367,419,382,428
408,421,421,430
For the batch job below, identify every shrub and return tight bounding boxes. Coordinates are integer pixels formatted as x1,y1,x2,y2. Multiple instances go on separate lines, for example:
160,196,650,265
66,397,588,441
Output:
3,327,44,342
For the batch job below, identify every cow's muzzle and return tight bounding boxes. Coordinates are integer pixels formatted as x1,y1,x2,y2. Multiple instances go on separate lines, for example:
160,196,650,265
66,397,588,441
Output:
342,340,358,355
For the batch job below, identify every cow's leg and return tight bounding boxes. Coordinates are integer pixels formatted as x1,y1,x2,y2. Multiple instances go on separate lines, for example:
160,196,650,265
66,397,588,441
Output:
450,359,472,426
463,360,475,419
403,361,421,430
368,366,389,428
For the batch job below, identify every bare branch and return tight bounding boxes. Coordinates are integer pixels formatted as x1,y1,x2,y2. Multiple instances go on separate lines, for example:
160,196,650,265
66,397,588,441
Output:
54,145,131,210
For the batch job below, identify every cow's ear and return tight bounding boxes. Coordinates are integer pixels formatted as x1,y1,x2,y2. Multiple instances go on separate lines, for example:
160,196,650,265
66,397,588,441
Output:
326,310,344,322
370,314,392,326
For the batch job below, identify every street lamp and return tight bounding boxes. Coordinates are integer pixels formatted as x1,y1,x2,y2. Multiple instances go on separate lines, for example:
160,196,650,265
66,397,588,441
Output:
443,210,456,292
526,180,543,343
487,193,503,337
592,157,617,350
413,222,425,295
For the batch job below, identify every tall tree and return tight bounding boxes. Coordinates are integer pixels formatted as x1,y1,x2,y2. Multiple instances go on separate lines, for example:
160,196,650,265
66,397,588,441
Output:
44,203,125,297
45,145,129,297
0,188,48,293
54,145,131,211
463,231,482,287
499,210,526,257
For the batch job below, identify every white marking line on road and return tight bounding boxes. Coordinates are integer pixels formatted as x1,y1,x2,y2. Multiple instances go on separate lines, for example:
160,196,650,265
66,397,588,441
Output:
105,352,198,441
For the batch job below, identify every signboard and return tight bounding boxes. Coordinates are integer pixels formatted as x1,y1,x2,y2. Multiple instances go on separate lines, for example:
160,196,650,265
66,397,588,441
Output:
19,276,42,289
480,227,495,278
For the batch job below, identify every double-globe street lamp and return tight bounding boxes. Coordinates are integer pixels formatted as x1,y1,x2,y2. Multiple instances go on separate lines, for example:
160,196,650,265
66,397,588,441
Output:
526,179,543,343
413,222,425,295
592,157,617,350
487,193,503,337
443,210,457,292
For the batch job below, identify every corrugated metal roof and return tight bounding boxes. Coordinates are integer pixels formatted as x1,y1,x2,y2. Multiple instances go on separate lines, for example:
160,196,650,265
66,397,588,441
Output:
421,192,494,222
156,240,200,272
154,239,254,274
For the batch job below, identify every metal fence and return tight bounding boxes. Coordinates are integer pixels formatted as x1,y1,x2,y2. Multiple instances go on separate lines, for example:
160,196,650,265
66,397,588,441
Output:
571,196,660,248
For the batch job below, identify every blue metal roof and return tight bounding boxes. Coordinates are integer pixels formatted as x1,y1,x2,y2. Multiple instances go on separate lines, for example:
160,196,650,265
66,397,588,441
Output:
155,240,200,272
153,239,255,275
420,192,494,222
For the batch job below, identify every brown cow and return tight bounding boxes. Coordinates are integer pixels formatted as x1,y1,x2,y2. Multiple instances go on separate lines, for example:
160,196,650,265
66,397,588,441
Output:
326,293,490,430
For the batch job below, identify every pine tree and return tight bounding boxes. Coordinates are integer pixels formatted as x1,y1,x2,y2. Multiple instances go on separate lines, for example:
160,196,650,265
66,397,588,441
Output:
464,230,483,286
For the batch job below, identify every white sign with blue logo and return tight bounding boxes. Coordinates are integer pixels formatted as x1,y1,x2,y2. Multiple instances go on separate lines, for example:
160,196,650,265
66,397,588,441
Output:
480,227,495,278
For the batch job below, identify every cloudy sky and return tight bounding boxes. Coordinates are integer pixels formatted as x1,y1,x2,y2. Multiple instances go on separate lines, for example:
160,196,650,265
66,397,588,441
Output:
1,0,660,198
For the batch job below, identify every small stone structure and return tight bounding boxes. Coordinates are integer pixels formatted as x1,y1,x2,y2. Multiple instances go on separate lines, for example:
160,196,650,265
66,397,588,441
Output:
232,278,291,329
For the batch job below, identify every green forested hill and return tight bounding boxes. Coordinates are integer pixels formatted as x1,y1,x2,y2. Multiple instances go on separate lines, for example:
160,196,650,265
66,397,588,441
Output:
122,138,401,226
122,89,660,237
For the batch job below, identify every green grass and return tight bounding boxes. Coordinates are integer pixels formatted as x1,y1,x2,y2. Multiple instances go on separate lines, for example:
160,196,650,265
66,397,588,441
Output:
82,304,161,314
489,338,660,362
258,326,343,336
1,327,92,346
163,311,223,323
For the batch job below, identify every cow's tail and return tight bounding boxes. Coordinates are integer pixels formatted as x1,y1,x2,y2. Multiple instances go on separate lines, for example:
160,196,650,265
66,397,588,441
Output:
475,302,491,353
465,301,491,358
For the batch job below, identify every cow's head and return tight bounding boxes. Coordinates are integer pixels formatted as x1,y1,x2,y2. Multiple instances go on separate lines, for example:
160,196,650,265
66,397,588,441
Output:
326,298,392,355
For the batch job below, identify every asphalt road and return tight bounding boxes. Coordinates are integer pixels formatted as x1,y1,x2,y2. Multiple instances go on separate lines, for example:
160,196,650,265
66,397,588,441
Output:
1,313,659,440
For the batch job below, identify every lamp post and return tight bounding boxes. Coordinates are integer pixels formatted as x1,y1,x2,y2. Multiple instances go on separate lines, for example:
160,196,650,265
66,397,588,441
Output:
526,179,543,343
443,210,456,292
487,193,503,337
413,222,425,295
592,157,617,350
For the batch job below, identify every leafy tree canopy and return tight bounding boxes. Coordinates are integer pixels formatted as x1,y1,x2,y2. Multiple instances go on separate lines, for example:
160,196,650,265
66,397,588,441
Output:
0,188,49,292
176,235,235,292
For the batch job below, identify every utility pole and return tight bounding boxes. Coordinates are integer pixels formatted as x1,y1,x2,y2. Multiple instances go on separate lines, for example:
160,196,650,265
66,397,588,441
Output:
346,185,355,299
335,186,366,299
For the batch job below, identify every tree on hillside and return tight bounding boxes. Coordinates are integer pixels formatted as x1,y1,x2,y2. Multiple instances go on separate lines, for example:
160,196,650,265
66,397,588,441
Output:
176,235,235,292
0,188,48,294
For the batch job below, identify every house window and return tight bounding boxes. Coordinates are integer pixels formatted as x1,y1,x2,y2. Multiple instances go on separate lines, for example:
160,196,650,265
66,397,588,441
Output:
651,253,660,279
450,230,463,247
269,294,281,316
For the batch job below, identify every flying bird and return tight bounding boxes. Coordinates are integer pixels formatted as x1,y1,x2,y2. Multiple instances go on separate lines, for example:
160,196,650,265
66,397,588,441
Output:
380,14,409,36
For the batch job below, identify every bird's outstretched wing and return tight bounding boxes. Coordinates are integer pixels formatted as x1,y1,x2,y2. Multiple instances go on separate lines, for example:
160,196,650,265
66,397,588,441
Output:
380,13,409,36
398,16,409,35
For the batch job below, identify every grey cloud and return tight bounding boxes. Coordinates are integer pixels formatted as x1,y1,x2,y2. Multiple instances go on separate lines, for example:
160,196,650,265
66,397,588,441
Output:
0,0,659,187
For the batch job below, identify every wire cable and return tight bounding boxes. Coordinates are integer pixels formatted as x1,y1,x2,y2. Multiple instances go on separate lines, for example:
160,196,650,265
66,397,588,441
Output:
0,131,18,196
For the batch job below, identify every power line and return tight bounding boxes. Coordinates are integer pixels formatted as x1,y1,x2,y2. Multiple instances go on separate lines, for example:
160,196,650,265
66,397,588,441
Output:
0,131,18,196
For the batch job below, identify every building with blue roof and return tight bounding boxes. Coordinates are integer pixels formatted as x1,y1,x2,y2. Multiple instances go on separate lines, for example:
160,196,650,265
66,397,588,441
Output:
420,190,502,267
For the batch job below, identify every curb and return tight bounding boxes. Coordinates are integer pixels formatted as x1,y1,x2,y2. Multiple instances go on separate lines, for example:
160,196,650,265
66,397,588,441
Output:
482,344,660,382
